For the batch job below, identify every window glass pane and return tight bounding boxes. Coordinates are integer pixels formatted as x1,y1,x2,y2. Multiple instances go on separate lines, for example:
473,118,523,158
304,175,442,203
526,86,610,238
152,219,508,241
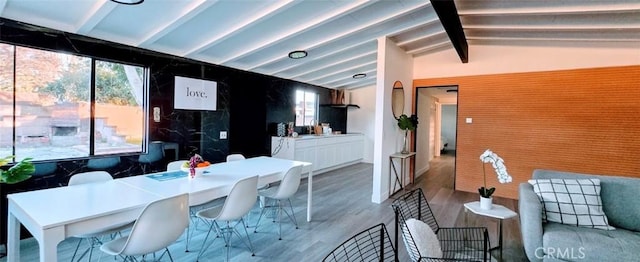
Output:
295,90,317,126
304,92,316,125
14,46,91,161
0,44,14,158
295,90,304,126
94,61,145,155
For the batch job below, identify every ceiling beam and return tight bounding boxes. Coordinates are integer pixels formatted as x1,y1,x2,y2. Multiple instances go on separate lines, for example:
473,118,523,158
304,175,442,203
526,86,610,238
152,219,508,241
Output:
288,50,377,79
0,0,8,14
75,0,116,35
307,61,376,83
321,68,377,87
406,40,452,55
182,0,297,58
218,0,373,65
430,0,468,63
137,0,218,47
269,40,376,76
245,1,433,71
457,4,640,16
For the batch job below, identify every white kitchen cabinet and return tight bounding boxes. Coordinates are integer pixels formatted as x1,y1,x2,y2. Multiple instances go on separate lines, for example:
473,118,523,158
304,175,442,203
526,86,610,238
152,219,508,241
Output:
271,134,364,174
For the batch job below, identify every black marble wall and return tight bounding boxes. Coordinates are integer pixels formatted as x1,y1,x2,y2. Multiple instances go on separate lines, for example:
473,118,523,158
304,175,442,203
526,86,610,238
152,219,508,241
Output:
0,18,347,244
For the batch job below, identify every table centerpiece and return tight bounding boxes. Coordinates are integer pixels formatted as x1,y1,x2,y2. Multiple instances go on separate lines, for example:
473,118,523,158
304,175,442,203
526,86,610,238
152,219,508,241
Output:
181,154,210,179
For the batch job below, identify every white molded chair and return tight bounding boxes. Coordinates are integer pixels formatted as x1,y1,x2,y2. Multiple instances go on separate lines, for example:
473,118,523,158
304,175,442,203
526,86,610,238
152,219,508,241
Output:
254,165,303,240
166,160,188,171
226,154,245,162
68,171,134,262
100,193,189,262
166,159,212,252
196,175,259,262
69,171,113,186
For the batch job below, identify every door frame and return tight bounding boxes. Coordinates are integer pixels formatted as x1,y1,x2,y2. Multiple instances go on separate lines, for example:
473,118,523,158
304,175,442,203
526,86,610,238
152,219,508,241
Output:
413,85,458,186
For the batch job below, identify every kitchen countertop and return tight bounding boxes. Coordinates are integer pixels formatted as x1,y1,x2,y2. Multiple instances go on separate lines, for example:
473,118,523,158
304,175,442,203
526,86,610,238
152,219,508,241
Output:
273,133,363,139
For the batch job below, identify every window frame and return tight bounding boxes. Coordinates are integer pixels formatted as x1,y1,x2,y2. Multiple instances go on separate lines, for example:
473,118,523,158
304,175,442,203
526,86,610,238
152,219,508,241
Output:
0,42,150,162
295,89,319,127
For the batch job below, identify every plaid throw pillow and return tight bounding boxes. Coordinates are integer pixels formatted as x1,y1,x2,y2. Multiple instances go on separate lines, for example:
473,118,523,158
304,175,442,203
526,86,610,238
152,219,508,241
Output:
528,179,614,230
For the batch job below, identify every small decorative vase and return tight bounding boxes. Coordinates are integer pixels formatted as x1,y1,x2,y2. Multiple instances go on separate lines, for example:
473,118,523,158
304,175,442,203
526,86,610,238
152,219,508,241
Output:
182,166,206,179
401,130,409,154
480,196,493,210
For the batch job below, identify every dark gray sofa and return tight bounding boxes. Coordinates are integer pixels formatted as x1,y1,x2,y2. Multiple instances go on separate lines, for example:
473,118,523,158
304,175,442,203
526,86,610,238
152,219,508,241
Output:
519,169,640,261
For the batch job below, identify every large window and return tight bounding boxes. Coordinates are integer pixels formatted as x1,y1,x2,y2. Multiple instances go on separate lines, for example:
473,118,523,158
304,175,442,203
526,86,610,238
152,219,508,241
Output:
0,43,148,161
295,90,318,126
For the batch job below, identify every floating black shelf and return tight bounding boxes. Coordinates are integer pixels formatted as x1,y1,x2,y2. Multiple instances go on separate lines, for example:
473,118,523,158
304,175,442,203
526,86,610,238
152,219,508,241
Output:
320,104,360,109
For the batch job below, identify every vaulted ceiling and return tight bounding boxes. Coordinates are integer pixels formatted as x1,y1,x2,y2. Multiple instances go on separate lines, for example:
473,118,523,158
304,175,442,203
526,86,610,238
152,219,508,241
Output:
1,0,638,90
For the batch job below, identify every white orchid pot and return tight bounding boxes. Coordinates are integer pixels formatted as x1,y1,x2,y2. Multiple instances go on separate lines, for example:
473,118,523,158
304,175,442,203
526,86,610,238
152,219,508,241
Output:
480,196,493,210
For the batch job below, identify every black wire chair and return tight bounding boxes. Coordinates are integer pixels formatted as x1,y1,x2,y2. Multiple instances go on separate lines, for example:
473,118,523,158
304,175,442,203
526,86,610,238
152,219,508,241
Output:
392,189,490,262
323,223,397,262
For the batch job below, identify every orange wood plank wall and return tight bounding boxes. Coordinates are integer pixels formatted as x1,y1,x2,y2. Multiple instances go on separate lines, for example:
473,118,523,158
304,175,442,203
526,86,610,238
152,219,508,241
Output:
413,65,640,199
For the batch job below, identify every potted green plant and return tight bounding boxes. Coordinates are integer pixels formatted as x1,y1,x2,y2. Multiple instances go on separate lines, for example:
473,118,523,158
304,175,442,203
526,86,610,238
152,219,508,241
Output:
1,156,35,184
397,114,418,154
0,156,35,257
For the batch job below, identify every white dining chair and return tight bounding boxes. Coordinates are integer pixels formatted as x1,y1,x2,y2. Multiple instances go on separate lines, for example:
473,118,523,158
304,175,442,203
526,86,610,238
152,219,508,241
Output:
100,193,189,262
68,171,135,262
226,153,263,221
254,165,303,240
166,160,188,171
166,159,213,252
196,175,259,262
226,153,245,162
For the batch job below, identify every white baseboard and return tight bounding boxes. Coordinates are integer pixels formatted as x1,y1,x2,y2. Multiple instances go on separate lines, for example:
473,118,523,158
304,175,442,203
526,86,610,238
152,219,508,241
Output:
415,164,430,179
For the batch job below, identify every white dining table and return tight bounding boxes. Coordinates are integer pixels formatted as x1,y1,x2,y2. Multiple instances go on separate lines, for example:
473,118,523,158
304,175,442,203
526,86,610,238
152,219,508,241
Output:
6,156,313,262
119,156,314,218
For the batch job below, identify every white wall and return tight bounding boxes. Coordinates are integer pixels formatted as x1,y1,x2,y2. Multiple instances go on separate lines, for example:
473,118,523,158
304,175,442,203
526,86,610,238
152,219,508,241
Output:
347,85,376,163
372,37,413,203
414,44,640,79
441,105,457,150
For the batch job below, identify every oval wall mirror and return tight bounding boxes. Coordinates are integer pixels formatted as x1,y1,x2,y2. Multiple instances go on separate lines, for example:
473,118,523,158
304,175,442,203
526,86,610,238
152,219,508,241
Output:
391,80,404,119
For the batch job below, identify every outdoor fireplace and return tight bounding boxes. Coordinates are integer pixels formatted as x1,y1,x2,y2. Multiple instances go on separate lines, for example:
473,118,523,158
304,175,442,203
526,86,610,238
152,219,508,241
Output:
52,126,77,136
50,103,81,146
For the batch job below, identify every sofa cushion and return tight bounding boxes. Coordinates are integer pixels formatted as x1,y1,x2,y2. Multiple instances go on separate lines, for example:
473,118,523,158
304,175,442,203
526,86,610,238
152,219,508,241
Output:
541,222,640,261
532,169,640,232
529,178,614,230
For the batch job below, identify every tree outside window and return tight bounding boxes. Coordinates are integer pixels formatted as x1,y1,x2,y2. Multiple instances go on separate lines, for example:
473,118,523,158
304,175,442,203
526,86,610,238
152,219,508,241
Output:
0,43,148,162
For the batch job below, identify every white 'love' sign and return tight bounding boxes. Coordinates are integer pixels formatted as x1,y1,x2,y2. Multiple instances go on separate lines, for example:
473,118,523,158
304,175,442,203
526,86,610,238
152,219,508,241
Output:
174,76,217,111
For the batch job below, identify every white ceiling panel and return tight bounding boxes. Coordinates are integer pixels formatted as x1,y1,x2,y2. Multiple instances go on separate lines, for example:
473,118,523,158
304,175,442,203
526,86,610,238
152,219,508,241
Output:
91,1,189,40
273,41,378,79
152,1,283,54
1,0,637,89
193,1,345,62
298,53,377,82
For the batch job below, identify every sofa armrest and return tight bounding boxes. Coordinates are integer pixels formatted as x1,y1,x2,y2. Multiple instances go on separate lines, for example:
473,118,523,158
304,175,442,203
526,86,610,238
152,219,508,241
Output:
519,182,544,262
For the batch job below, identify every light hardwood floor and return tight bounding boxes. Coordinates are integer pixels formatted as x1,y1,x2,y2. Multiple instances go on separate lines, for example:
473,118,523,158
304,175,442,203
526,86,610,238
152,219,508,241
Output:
2,153,527,261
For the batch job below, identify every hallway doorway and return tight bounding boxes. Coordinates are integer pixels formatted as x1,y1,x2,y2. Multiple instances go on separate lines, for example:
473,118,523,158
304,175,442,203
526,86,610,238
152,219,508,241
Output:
413,86,458,186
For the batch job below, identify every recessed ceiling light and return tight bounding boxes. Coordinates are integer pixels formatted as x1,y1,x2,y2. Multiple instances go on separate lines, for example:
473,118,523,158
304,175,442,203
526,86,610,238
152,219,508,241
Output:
110,0,144,4
288,50,308,59
352,73,366,79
